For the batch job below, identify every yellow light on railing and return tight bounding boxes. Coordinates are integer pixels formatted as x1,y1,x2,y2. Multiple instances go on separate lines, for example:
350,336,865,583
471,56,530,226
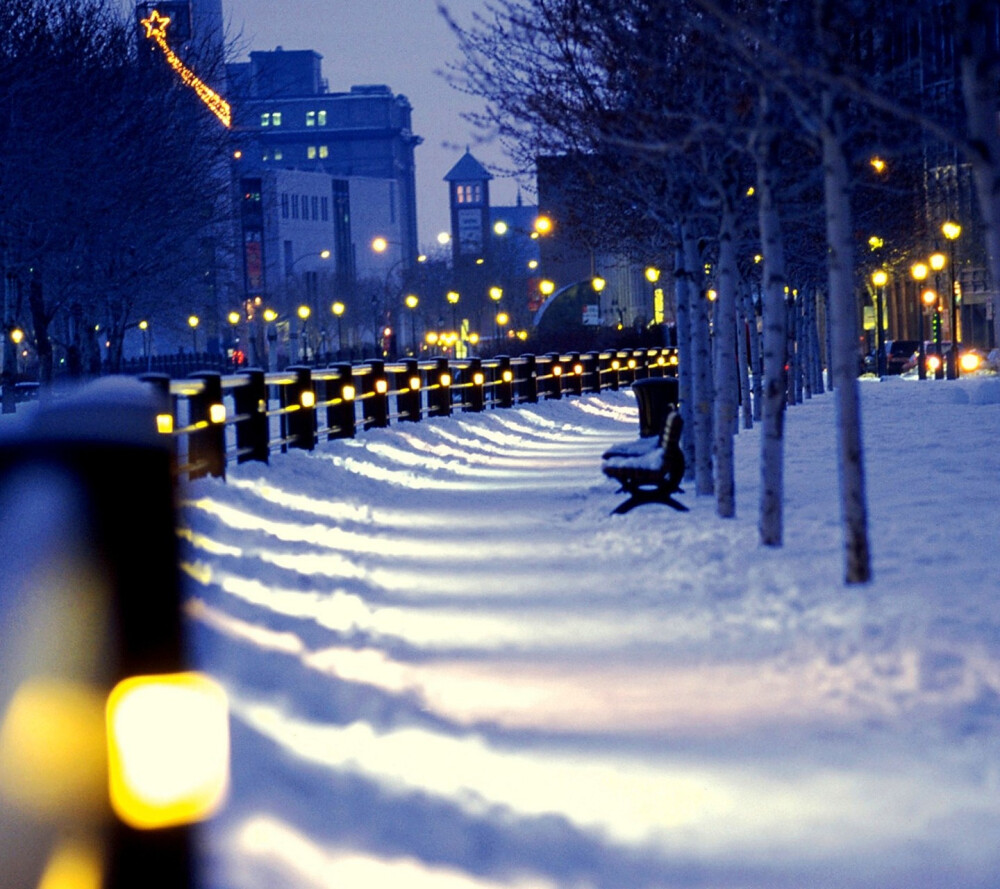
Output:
374,379,388,395
156,414,174,435
670,354,679,365
502,369,513,383
300,390,316,409
342,385,356,401
628,359,637,369
611,360,621,370
473,372,485,386
440,373,452,387
552,365,563,376
208,403,226,424
573,363,583,375
408,376,421,390
106,672,229,830
657,356,666,366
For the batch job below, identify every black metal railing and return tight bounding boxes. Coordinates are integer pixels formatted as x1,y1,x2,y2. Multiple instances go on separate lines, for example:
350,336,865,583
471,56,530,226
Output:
140,347,679,481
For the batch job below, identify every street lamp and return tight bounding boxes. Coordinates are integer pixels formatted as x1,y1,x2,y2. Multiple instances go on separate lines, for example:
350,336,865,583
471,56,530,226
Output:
446,290,460,330
297,305,311,361
404,293,419,355
911,262,929,380
871,270,888,376
941,220,961,378
262,308,278,371
929,251,946,378
331,301,345,356
188,314,199,354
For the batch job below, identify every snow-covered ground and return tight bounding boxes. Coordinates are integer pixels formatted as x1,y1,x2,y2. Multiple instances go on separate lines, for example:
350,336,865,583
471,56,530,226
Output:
179,374,1000,889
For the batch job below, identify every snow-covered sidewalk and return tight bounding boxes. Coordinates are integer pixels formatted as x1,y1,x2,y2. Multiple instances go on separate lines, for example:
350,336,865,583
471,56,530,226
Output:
180,376,1000,889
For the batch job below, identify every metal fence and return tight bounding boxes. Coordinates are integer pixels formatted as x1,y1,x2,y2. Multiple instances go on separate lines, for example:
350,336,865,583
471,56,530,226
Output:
140,347,679,481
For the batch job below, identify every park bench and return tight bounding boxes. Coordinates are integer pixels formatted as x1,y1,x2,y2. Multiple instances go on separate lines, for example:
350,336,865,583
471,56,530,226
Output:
602,377,687,514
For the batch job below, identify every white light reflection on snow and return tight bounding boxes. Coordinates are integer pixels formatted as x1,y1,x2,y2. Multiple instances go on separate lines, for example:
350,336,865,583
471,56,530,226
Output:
227,693,981,861
233,814,557,889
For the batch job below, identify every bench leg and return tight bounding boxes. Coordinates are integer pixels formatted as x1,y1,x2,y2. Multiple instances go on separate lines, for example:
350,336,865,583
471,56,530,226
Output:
611,486,689,515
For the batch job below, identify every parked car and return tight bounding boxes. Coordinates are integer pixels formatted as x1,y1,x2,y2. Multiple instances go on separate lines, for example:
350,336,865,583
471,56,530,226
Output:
885,340,921,375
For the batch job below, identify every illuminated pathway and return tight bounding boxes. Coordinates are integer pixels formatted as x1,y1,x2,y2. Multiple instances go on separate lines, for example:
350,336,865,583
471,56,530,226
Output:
179,389,1000,889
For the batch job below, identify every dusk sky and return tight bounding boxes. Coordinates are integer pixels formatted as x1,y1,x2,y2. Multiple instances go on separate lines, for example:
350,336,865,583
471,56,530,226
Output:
222,0,525,247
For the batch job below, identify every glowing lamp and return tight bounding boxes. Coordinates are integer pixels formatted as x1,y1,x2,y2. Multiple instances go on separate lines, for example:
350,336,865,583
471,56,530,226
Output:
871,270,888,287
138,320,148,331
927,355,942,373
922,289,937,307
10,328,24,344
440,374,452,387
645,267,660,283
156,414,174,435
467,333,480,345
628,359,637,369
929,252,946,272
426,332,439,345
870,157,887,173
106,672,229,830
408,376,421,391
942,221,962,241
611,360,621,370
960,352,981,372
657,356,666,366
188,315,200,329
263,309,278,323
573,364,583,375
405,294,419,310
489,287,503,301
332,301,345,317
592,276,606,291
472,372,485,386
493,221,508,235
552,365,563,377
446,291,460,305
539,280,555,296
227,311,240,325
707,289,718,301
374,379,388,395
300,391,316,409
534,215,553,235
341,385,356,401
911,262,929,282
502,370,513,383
371,237,389,253
208,404,226,424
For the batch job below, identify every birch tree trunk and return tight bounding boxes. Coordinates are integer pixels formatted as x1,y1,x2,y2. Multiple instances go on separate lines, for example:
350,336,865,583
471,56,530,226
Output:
683,222,714,496
956,0,1000,350
755,92,789,547
674,241,695,479
822,90,872,584
714,200,739,517
748,285,764,422
738,284,753,429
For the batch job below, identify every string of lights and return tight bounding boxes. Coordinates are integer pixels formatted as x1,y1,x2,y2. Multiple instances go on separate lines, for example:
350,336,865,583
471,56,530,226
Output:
141,9,231,128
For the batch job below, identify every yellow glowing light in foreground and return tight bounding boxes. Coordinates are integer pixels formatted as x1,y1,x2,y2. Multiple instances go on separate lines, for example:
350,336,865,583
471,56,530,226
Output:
871,270,888,287
263,308,278,323
371,237,389,253
106,672,229,830
870,156,887,173
960,352,981,372
341,385,356,401
141,11,231,128
300,390,316,409
539,280,555,296
157,413,174,434
534,215,553,235
209,403,226,424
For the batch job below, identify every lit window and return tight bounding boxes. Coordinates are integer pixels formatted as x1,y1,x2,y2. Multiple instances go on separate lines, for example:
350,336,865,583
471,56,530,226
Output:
317,110,327,126
260,112,270,127
274,148,283,161
307,146,317,160
272,112,282,127
319,145,329,159
306,111,316,127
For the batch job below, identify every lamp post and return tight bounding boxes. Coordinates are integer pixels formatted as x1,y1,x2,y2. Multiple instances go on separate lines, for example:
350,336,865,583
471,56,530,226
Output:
871,270,887,377
297,305,311,361
942,220,961,378
446,290,460,331
332,301,345,357
404,293,419,355
188,314,200,354
138,320,151,371
929,251,946,379
489,286,502,350
263,307,278,371
911,262,929,380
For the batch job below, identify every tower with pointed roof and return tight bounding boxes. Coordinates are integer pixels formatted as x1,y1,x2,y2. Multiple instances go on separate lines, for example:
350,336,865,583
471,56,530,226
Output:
444,149,492,271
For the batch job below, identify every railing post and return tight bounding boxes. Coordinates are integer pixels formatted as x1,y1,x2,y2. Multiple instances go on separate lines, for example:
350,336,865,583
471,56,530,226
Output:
287,366,316,451
567,352,584,396
466,357,485,412
583,351,600,393
232,368,269,464
331,363,356,439
363,359,389,429
428,357,452,417
399,358,422,422
521,354,538,403
545,353,563,400
188,371,225,479
497,355,514,408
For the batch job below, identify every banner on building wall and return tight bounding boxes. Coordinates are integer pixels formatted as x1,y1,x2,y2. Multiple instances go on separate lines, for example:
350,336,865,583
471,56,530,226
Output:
457,209,482,254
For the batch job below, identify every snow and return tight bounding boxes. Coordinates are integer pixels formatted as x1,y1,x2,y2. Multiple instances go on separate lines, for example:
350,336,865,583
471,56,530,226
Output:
178,374,1000,889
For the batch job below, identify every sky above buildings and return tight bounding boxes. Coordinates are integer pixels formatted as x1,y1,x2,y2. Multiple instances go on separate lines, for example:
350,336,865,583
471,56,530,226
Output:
223,0,523,248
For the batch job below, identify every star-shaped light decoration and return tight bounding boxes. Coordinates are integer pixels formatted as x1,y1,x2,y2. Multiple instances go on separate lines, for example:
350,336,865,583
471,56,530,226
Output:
140,9,171,41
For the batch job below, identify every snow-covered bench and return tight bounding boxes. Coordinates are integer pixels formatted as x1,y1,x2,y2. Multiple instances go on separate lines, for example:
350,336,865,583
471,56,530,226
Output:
602,379,686,514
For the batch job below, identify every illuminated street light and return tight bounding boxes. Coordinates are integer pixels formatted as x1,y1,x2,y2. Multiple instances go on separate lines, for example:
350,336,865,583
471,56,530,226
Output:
489,286,503,302
911,262,930,379
533,215,552,236
371,236,389,254
446,290,460,329
539,280,555,297
188,314,199,353
942,221,961,378
871,270,887,377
